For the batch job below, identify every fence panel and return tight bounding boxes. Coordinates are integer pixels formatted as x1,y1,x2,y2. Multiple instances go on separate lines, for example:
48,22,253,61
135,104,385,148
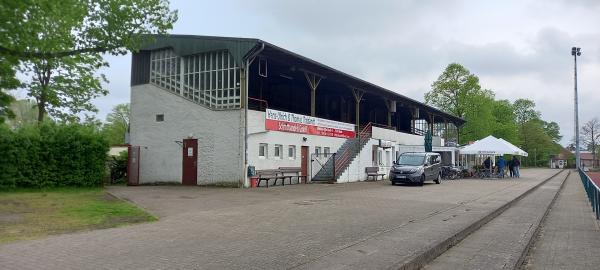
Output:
579,169,600,220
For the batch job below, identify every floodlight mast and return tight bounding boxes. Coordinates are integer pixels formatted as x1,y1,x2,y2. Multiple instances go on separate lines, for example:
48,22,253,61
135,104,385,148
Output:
572,47,581,169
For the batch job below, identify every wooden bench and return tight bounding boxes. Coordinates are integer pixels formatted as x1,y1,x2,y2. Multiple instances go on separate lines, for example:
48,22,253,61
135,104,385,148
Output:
278,167,307,184
255,168,308,187
256,169,285,188
366,167,385,181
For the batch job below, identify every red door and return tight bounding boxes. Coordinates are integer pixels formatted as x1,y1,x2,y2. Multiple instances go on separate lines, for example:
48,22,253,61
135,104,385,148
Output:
182,139,198,185
127,146,140,186
301,146,309,181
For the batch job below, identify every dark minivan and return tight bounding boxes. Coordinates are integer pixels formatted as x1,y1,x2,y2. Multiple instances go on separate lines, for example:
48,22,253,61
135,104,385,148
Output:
389,152,442,186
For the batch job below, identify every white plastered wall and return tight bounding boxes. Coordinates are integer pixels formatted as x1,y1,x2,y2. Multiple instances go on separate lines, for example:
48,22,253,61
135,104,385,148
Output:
130,84,244,185
337,127,458,182
337,138,379,183
246,110,346,177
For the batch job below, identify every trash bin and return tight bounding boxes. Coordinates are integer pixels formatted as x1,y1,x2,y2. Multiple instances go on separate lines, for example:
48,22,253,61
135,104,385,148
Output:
250,176,259,188
247,165,257,188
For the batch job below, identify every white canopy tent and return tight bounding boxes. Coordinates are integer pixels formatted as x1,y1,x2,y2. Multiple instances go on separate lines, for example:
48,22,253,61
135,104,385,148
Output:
458,135,528,170
460,135,527,156
498,138,528,157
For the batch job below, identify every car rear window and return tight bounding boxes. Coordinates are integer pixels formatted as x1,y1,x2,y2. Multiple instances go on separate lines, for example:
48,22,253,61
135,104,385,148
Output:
397,154,425,166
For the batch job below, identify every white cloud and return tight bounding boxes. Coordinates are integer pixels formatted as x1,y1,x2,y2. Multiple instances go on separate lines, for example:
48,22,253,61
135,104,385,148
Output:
95,0,600,146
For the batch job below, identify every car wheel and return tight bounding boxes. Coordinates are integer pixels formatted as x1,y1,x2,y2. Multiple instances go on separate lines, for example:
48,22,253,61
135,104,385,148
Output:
419,174,425,186
391,181,396,186
435,173,442,184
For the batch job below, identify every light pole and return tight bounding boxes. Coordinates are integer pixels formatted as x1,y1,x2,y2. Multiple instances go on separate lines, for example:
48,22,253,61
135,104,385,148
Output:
572,47,582,169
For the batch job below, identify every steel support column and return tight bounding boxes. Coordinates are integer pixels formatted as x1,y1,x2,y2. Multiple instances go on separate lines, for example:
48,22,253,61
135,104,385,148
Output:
411,107,419,134
304,71,323,117
352,88,365,136
444,120,448,142
429,114,435,135
457,124,461,145
384,99,396,128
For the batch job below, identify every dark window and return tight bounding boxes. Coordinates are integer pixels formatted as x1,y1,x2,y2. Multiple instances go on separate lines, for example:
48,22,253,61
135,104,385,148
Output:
259,58,268,77
156,114,164,122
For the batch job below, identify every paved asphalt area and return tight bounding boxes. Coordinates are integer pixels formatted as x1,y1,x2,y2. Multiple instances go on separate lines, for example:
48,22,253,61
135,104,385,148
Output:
524,171,600,270
424,170,569,270
0,169,557,270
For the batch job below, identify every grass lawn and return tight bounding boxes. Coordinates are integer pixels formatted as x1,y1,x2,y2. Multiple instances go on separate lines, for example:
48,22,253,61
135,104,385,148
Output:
0,188,156,244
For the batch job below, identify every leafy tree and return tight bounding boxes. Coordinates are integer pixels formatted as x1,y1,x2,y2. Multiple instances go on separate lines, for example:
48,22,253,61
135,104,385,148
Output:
22,55,109,122
426,62,564,167
513,99,541,126
514,99,542,156
542,121,562,143
0,56,19,123
458,90,496,143
103,103,130,145
0,0,177,59
520,119,561,167
6,99,42,128
582,117,600,168
0,0,178,122
82,114,104,130
426,63,482,118
491,99,520,145
0,91,14,124
426,63,501,144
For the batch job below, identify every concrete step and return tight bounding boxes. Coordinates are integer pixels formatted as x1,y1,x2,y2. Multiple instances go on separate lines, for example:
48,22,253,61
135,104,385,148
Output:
423,170,569,270
291,170,566,270
312,177,333,182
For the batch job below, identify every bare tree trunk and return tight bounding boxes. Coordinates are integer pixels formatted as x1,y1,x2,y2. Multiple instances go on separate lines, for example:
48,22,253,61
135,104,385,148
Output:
35,63,51,123
37,100,45,123
592,128,596,168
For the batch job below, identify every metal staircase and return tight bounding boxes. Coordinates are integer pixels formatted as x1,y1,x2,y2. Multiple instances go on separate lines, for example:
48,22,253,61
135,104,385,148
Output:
312,123,373,182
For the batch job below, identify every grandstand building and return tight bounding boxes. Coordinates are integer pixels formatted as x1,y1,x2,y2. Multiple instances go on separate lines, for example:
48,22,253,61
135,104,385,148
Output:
128,35,464,186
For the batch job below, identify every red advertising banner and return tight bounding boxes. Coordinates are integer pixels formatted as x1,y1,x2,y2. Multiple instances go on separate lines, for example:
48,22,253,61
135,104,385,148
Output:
265,109,356,138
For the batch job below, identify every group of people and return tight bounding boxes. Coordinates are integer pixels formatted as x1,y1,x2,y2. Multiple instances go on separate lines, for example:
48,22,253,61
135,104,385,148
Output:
483,156,521,178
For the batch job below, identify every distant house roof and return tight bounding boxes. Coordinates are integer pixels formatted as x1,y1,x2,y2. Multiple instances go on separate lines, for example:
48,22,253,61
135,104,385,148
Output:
551,148,574,160
581,153,596,160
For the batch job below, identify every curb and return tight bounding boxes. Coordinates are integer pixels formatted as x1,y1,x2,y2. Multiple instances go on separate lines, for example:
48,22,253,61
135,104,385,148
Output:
517,170,571,270
394,169,566,270
105,188,161,220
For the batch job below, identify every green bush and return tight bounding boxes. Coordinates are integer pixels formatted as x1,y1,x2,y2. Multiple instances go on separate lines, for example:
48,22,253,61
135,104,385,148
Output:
0,122,109,189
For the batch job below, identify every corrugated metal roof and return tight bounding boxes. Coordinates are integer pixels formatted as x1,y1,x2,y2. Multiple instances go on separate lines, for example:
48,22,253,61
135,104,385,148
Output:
140,34,259,65
138,34,465,125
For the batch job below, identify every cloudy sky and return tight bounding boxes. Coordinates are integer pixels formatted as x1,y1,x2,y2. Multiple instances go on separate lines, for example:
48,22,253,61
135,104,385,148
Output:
93,0,600,145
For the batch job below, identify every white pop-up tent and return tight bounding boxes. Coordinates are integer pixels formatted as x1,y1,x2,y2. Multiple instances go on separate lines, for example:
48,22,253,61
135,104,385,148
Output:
498,138,528,157
458,135,528,170
460,135,528,156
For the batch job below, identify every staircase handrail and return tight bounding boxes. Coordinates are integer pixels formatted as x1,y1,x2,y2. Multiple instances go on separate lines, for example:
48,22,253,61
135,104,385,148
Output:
314,123,377,181
359,122,373,140
369,123,395,131
332,123,375,178
248,97,269,111
412,127,426,136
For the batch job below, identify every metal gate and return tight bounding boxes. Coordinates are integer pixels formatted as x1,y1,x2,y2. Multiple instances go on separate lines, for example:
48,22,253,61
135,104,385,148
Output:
311,153,336,182
128,145,140,185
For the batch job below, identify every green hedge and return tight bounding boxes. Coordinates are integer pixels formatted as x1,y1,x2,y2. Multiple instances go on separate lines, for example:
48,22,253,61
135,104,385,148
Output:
0,123,109,189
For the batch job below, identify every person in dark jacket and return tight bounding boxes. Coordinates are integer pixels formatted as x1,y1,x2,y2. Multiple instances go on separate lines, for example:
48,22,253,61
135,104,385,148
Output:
512,156,521,178
483,157,492,177
508,158,514,178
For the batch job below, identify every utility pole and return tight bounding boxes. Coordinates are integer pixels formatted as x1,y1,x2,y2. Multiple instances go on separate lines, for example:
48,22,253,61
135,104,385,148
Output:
572,47,582,170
